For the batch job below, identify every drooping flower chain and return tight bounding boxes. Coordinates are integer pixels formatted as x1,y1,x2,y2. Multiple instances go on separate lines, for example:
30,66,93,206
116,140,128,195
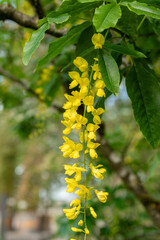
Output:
59,33,109,240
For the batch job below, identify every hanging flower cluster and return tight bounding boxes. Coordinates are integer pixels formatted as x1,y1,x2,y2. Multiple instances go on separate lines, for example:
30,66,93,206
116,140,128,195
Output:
59,33,109,240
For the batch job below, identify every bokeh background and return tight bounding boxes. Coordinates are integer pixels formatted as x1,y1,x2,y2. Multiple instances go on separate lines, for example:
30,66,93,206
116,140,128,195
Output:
0,0,160,239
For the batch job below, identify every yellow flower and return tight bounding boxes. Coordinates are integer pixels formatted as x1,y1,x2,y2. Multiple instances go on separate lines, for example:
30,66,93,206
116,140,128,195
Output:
64,91,82,107
74,57,88,72
64,164,87,181
79,77,89,94
97,88,106,97
90,163,106,180
81,71,89,78
62,101,73,110
79,130,88,143
59,136,83,158
90,207,97,218
87,142,100,158
65,178,78,193
95,80,105,89
64,198,81,220
70,198,81,208
86,123,99,140
70,143,83,158
78,220,83,226
71,227,83,233
84,228,90,235
92,64,102,80
92,108,105,125
63,108,77,120
92,33,105,49
74,114,88,130
69,71,81,89
75,185,92,200
83,96,94,112
61,121,72,135
63,207,80,220
95,190,109,203
35,88,43,94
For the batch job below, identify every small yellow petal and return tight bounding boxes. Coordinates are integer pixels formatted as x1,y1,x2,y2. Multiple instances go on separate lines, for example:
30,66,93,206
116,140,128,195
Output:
78,220,83,226
71,227,83,233
84,228,90,235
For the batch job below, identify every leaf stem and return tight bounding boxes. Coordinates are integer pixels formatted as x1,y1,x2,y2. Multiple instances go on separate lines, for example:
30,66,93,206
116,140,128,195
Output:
137,16,146,31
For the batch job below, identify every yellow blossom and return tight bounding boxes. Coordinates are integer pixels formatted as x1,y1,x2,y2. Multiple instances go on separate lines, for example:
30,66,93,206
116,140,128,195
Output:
79,77,89,94
87,141,100,158
75,185,92,200
71,227,83,233
35,88,43,94
84,228,90,235
69,71,81,89
59,137,83,158
81,71,89,78
90,163,106,180
92,108,105,125
61,53,108,239
74,114,88,130
87,123,99,140
90,207,97,218
92,64,102,80
63,108,77,120
79,131,88,143
92,33,105,49
69,143,83,158
95,80,105,89
95,190,109,203
61,120,72,135
64,198,81,220
70,199,81,208
78,220,83,226
97,88,106,97
83,96,94,112
64,164,87,181
74,57,88,72
65,178,78,193
63,207,80,220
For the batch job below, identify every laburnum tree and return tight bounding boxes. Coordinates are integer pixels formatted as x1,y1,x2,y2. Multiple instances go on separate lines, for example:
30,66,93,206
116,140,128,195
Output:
0,0,160,239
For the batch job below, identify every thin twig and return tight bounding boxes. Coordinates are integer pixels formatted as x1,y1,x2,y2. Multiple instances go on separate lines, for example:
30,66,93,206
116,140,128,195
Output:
0,4,64,38
0,66,63,112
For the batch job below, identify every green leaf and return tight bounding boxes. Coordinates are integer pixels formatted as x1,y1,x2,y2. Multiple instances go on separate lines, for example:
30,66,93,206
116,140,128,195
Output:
48,13,70,24
117,6,138,39
148,17,160,35
98,50,120,95
93,3,122,32
38,22,90,68
126,62,160,148
78,0,101,2
78,0,116,2
48,0,100,20
23,23,49,65
104,43,146,58
121,1,160,19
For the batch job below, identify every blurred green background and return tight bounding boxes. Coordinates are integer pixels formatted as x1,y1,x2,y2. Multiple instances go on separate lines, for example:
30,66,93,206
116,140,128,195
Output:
0,0,160,239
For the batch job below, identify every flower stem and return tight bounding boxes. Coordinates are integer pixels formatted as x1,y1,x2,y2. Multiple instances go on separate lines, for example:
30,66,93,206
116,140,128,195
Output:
82,66,94,240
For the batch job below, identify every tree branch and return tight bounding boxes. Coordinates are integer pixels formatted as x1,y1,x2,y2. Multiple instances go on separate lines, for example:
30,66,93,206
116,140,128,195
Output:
0,67,63,112
29,0,45,19
0,4,64,38
98,134,160,228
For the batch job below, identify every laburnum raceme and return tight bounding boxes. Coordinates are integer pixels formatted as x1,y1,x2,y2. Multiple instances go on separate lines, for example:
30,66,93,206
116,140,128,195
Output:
59,33,109,240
